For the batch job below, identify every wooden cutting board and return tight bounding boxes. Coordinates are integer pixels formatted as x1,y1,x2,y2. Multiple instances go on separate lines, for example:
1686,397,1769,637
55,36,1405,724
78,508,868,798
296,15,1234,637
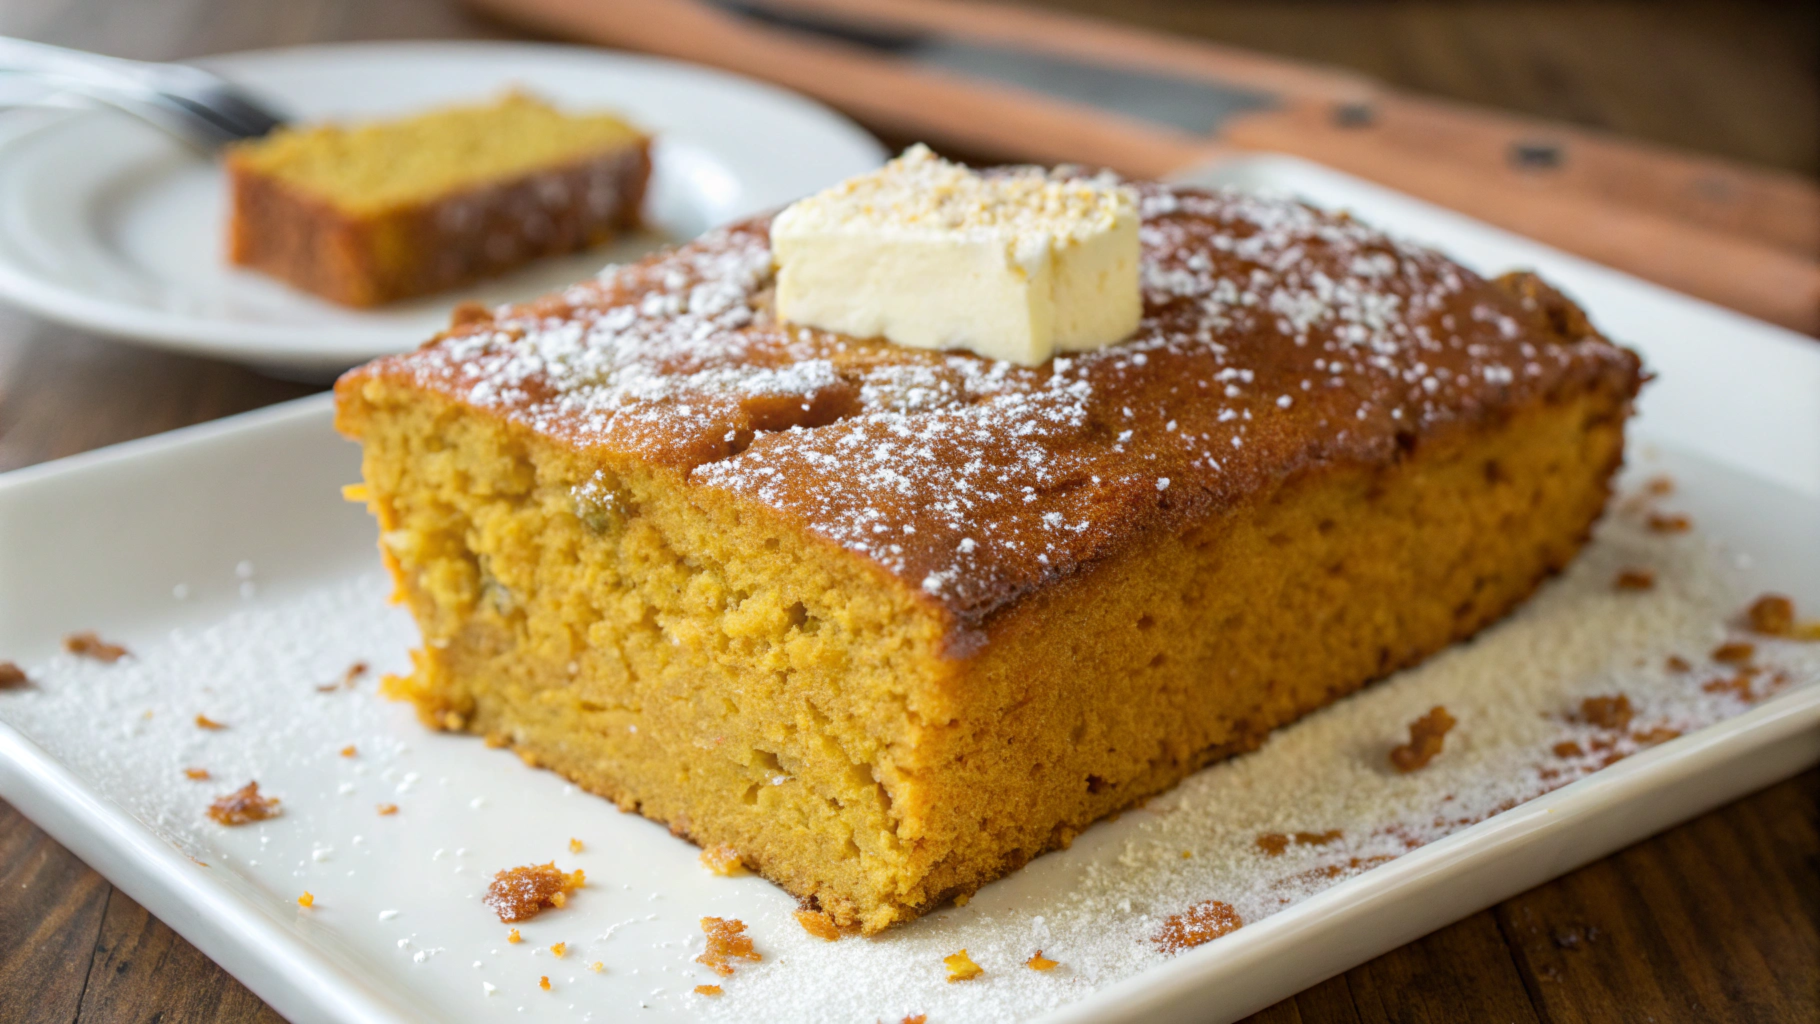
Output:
469,0,1820,336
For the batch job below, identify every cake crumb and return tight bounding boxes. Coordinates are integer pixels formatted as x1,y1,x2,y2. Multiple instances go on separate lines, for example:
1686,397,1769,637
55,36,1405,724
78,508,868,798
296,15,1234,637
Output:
183,767,210,780
195,714,227,731
1613,569,1655,591
1580,694,1633,730
953,893,971,907
1665,655,1691,672
1711,642,1754,665
1745,594,1820,639
207,782,280,825
568,837,584,854
588,961,603,973
484,863,584,922
1154,900,1243,953
341,483,371,503
794,909,841,941
377,803,398,816
943,949,983,982
507,928,522,944
340,745,357,757
1644,475,1675,495
697,917,761,977
550,942,566,958
343,661,368,686
1634,726,1682,746
1646,512,1691,534
0,662,29,688
699,844,746,876
64,632,129,663
694,985,723,997
1389,706,1456,772
297,891,314,908
1027,950,1060,971
1255,833,1289,856
1295,830,1343,847
1553,741,1583,758
539,975,550,991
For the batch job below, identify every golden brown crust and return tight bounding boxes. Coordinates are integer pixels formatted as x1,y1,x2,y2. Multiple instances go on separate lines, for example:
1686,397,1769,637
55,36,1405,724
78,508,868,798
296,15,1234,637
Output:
339,182,1642,634
229,142,650,306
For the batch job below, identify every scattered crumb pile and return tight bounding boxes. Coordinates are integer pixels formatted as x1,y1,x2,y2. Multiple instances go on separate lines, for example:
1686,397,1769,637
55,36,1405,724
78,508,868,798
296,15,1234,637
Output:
206,782,280,825
697,917,762,977
1152,900,1243,954
484,862,583,922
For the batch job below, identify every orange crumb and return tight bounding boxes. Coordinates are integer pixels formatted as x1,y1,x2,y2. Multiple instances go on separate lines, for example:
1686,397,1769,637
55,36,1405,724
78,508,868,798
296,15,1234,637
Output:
539,975,550,992
1256,833,1289,856
207,782,280,825
794,909,840,941
377,803,398,816
297,891,314,908
183,767,210,781
1027,950,1060,971
1389,706,1456,772
1154,900,1243,954
485,863,584,922
694,985,723,997
1633,726,1682,746
943,949,983,982
195,714,227,731
1644,475,1675,495
63,632,129,663
902,1017,927,1024
1580,694,1634,730
1666,655,1691,672
699,844,745,876
340,745,357,757
507,928,521,944
1553,741,1584,758
1613,569,1655,591
697,917,760,977
1711,642,1754,665
1747,594,1795,635
0,662,29,688
568,837,584,854
1646,512,1690,534
550,942,566,958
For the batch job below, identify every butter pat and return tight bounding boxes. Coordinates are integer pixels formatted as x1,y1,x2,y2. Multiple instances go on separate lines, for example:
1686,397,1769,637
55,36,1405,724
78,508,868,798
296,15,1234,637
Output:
770,145,1140,366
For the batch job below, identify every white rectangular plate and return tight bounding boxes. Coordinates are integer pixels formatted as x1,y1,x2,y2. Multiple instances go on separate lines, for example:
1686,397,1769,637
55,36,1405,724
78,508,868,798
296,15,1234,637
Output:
2,155,1817,1024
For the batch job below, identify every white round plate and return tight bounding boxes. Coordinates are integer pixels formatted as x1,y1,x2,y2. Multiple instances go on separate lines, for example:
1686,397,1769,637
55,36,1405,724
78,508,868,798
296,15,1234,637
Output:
0,41,885,375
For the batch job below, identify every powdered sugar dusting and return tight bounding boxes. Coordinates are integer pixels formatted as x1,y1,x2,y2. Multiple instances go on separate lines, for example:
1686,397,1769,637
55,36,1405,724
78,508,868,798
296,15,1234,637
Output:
3,482,1813,1022
352,181,1636,626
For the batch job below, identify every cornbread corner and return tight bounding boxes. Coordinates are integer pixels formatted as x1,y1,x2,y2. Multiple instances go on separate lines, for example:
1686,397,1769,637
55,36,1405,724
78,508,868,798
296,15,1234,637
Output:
227,92,649,307
334,177,1642,933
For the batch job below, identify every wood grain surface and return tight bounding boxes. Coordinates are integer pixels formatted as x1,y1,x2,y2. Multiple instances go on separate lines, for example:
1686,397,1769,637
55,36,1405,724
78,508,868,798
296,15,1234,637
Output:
1,1,1817,1022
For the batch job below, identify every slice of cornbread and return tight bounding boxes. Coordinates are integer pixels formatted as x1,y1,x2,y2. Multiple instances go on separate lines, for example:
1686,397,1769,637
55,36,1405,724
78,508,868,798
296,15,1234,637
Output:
334,178,1643,933
227,93,649,307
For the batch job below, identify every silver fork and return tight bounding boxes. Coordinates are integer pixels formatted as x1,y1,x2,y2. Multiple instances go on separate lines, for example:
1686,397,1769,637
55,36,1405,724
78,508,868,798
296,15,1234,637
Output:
0,36,287,151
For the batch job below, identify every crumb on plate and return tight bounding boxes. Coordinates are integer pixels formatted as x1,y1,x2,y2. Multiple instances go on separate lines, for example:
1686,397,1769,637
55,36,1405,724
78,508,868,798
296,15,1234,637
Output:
64,632,129,663
944,948,983,982
485,863,584,922
697,917,760,977
207,782,280,825
1390,706,1456,772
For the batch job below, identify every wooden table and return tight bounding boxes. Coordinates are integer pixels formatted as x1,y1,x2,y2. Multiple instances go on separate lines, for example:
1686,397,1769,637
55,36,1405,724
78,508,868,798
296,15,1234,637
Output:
1,1,1817,1021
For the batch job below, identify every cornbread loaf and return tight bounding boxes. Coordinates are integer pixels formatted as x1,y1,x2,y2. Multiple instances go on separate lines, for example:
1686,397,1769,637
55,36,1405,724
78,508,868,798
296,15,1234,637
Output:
227,93,649,307
334,178,1643,933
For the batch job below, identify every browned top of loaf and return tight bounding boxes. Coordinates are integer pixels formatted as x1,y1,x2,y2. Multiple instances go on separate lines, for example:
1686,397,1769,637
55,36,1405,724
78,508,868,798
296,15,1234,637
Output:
339,182,1643,631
